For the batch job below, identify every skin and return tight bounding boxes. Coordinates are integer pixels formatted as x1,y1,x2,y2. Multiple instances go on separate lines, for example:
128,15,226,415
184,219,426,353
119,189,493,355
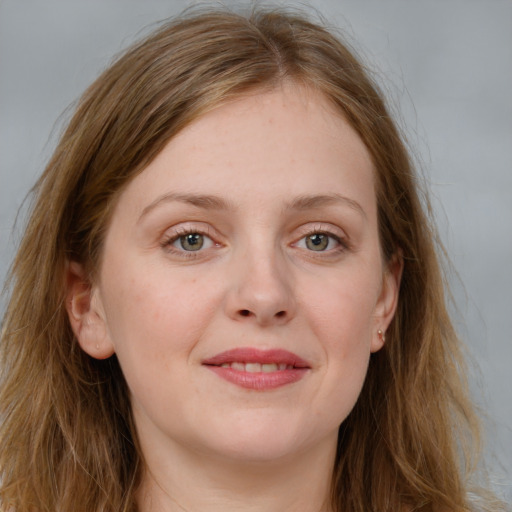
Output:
67,83,402,512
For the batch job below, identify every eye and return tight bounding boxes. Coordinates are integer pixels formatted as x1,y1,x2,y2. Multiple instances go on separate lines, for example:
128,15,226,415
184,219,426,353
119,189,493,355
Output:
305,233,330,251
294,231,345,253
175,233,206,251
171,232,215,252
161,228,217,255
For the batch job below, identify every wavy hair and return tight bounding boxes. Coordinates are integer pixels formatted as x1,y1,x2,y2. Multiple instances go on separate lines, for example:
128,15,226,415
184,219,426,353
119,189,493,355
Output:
0,7,503,511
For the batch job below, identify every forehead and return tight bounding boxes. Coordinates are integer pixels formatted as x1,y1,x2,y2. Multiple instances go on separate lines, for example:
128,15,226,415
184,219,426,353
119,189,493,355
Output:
114,84,376,221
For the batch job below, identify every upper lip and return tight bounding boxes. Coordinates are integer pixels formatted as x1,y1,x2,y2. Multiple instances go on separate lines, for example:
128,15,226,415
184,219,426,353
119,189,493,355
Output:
202,348,310,368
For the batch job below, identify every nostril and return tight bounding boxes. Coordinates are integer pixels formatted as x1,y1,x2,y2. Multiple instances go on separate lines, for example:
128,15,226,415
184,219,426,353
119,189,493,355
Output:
236,309,288,320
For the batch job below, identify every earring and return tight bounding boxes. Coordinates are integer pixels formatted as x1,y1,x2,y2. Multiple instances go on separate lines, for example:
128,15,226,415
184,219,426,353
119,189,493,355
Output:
377,329,386,342
96,344,100,350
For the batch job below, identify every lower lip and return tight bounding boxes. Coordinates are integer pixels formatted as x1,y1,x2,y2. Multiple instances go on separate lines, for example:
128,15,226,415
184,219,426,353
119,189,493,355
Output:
205,366,309,390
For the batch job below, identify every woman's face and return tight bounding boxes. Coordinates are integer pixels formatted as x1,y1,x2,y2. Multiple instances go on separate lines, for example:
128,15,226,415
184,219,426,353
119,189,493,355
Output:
69,85,400,465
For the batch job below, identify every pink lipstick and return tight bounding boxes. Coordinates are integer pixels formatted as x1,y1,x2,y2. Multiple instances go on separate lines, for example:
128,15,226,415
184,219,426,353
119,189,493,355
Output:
202,348,310,390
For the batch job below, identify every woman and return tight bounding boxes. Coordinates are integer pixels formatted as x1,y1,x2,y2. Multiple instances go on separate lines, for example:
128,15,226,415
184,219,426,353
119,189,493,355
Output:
0,7,505,512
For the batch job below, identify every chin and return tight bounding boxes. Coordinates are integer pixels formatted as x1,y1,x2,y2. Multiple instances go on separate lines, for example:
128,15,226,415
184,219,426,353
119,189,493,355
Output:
197,411,327,464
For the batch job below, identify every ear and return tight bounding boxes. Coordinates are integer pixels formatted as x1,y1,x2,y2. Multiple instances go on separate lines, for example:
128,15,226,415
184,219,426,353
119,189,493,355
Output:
371,250,403,353
65,261,115,359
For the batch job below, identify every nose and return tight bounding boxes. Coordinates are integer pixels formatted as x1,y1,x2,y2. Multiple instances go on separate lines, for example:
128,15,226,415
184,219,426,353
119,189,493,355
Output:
224,247,297,326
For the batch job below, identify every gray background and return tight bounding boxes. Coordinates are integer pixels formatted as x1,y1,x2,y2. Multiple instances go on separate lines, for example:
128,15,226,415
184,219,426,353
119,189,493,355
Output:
1,0,511,501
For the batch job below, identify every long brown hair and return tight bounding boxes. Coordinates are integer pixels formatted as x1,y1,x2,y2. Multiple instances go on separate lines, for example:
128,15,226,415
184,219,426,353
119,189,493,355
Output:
0,7,502,511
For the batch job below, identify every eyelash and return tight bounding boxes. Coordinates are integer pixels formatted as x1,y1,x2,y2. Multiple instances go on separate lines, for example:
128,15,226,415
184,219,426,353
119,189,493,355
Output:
294,228,350,256
160,226,350,259
160,227,218,259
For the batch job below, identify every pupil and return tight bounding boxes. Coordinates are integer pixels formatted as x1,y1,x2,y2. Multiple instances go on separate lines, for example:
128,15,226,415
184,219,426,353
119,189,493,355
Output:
306,233,328,251
187,234,200,245
181,233,203,251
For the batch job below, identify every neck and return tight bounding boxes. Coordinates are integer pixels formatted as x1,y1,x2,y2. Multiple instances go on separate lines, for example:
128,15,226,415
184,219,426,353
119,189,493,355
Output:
135,435,337,512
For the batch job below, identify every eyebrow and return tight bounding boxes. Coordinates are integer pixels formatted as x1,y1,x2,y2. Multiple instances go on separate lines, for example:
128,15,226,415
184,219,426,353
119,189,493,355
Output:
139,192,234,221
138,191,366,221
286,193,367,219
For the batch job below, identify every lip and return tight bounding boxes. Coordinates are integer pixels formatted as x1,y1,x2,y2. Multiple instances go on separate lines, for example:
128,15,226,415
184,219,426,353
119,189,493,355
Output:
202,348,310,390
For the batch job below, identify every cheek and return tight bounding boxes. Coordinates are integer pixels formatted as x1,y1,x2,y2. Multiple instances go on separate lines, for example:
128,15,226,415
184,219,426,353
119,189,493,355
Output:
99,261,221,378
302,265,379,351
298,266,379,418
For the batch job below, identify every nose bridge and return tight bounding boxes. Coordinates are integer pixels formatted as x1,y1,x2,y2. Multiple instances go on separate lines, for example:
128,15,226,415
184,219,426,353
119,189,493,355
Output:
225,234,296,325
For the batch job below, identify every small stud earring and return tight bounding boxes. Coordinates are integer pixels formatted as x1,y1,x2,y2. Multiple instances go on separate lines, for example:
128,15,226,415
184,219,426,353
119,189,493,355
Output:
96,344,100,350
377,329,386,342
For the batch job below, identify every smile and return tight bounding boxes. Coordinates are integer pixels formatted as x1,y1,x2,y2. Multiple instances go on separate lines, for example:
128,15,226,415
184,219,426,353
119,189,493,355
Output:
202,348,310,390
219,362,294,372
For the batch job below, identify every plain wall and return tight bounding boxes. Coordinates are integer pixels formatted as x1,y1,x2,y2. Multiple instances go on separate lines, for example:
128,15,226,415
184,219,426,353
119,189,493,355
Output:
1,0,511,501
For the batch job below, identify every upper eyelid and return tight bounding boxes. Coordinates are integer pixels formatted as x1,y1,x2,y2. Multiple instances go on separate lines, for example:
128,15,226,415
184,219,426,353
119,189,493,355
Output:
292,222,347,239
162,223,216,239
